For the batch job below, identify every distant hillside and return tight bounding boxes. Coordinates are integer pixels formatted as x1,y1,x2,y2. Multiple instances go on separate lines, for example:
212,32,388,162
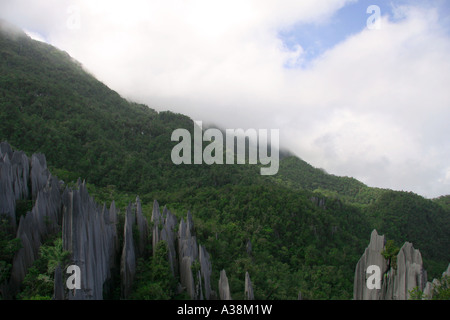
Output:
275,156,387,205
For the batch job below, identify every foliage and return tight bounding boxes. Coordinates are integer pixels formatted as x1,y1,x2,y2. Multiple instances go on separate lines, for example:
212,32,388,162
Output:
408,286,425,300
157,184,371,299
17,237,71,300
130,241,177,300
381,240,400,270
0,218,22,284
431,275,450,300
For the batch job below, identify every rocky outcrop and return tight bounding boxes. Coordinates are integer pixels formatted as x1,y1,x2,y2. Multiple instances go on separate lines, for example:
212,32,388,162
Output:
199,244,212,300
162,206,178,277
218,269,232,300
245,271,254,300
0,141,222,301
62,180,119,300
353,229,388,300
11,150,30,201
391,242,427,300
120,203,136,299
353,229,447,300
135,196,149,258
0,143,18,231
0,142,62,298
120,197,149,299
30,154,50,201
152,200,180,278
10,174,61,288
177,211,199,299
422,263,450,299
151,200,161,252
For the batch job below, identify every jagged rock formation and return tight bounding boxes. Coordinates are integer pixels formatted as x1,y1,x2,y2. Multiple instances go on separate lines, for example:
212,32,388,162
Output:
390,242,427,300
61,180,119,300
151,204,215,300
177,211,204,299
0,142,19,231
353,229,388,300
120,203,136,299
120,197,149,299
354,229,447,300
155,203,178,277
219,269,232,300
422,263,450,299
0,142,63,298
135,196,149,257
30,154,50,201
10,174,61,294
245,271,254,300
0,141,249,301
199,244,212,300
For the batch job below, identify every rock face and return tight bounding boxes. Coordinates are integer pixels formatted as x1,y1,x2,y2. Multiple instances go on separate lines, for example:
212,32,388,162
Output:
245,271,254,300
62,180,119,300
218,269,232,300
0,142,62,298
422,263,450,299
353,229,388,300
391,242,427,300
0,141,234,301
30,154,49,201
0,142,18,231
177,211,200,299
120,197,149,299
9,175,61,296
135,196,149,258
353,229,446,300
150,205,216,300
120,203,136,299
199,244,212,300
11,149,30,201
178,213,197,299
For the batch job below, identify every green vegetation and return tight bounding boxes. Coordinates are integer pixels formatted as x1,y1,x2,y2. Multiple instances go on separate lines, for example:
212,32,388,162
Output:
409,275,450,300
381,240,400,270
0,219,22,284
130,241,178,300
17,236,71,300
431,275,450,300
0,21,449,299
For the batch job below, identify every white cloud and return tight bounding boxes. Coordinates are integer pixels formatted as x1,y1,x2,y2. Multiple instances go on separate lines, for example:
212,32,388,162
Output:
24,29,46,42
1,0,449,198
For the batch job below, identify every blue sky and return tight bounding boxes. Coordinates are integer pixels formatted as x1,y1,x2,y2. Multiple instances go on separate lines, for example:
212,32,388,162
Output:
279,0,450,67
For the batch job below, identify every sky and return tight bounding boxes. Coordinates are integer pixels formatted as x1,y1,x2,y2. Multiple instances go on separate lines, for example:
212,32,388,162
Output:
1,0,449,198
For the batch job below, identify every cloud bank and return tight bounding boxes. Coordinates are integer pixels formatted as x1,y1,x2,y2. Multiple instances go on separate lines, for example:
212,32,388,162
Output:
1,0,449,198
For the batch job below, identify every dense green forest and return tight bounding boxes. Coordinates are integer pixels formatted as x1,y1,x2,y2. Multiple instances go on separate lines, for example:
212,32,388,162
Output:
0,20,449,300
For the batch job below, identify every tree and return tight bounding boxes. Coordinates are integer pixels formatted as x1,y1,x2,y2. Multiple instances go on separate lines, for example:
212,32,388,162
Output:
381,240,399,270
